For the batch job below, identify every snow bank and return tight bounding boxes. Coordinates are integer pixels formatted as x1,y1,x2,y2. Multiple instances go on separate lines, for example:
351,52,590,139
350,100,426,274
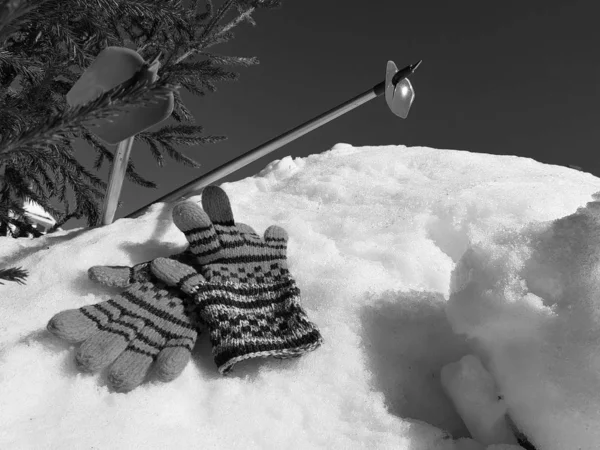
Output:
2,143,600,449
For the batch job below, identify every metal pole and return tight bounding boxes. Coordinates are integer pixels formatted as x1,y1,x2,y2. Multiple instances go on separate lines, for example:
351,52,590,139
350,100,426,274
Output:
100,136,135,225
125,82,385,219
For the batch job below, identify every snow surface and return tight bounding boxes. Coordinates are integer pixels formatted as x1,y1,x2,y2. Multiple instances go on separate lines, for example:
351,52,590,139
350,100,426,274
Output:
2,143,600,449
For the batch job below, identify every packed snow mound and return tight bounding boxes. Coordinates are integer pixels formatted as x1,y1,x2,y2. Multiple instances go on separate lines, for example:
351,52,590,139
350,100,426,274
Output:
2,144,600,450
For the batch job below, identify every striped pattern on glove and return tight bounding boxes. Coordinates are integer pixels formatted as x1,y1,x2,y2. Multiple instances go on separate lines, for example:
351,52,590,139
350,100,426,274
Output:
47,251,201,392
150,186,322,374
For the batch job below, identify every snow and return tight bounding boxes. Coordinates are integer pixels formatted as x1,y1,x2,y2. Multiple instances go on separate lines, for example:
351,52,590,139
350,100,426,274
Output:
6,197,57,235
22,198,57,228
2,143,600,449
441,354,517,446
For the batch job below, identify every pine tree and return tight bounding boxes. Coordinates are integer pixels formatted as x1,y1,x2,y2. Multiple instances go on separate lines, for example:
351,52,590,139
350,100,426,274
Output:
0,0,282,236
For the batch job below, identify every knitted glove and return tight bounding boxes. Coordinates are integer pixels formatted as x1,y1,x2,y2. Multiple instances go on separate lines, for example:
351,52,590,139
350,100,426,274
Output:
150,186,323,374
47,250,201,392
87,249,199,288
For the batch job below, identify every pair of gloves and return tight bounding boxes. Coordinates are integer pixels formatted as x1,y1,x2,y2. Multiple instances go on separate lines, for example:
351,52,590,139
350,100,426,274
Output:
47,186,322,392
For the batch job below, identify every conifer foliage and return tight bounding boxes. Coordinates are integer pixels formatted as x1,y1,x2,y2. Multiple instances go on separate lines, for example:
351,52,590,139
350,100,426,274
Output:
0,0,282,237
0,0,282,285
0,266,27,285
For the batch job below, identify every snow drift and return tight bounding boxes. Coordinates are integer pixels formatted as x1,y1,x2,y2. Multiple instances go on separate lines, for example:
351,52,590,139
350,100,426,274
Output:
2,143,600,450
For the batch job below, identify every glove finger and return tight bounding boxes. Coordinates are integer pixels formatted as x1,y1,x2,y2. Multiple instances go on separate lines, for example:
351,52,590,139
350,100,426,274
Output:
264,225,289,255
48,309,98,343
107,349,154,392
201,186,236,230
88,265,135,287
237,223,256,234
105,280,198,390
151,300,199,382
237,223,261,240
47,300,121,343
154,346,192,382
171,247,200,266
172,201,222,264
106,325,165,391
88,251,199,288
151,258,206,296
75,315,145,372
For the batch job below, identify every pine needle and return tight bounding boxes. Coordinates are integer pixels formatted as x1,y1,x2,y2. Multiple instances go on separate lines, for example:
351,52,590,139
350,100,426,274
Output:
0,266,28,285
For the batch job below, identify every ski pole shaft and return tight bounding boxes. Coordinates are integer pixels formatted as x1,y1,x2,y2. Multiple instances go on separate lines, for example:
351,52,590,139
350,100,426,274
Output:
124,59,421,220
125,84,383,219
100,136,135,225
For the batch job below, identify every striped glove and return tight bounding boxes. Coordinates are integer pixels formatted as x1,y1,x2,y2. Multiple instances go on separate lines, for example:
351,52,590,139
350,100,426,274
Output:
47,250,201,392
150,186,323,374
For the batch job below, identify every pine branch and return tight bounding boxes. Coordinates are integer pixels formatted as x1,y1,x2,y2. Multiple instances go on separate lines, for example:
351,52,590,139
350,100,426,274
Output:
217,6,255,35
200,53,259,67
178,79,209,97
0,74,180,161
136,127,203,168
136,123,226,168
239,0,282,9
0,194,42,237
199,30,236,50
3,163,49,208
152,124,226,147
0,0,51,44
125,158,156,188
115,0,187,30
0,49,43,83
71,0,120,18
81,130,114,170
157,140,200,168
55,145,106,192
171,86,195,124
135,133,164,166
174,0,236,64
48,22,88,67
0,266,28,284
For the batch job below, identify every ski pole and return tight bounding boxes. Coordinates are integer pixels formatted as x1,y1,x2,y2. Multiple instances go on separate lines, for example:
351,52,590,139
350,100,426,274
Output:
66,47,173,226
125,59,422,220
101,136,135,225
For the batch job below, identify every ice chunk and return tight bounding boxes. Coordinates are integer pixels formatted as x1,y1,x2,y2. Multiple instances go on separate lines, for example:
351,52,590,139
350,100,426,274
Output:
441,355,517,446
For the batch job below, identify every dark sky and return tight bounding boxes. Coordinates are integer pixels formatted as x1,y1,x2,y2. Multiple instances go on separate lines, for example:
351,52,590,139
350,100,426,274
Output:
67,0,598,230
